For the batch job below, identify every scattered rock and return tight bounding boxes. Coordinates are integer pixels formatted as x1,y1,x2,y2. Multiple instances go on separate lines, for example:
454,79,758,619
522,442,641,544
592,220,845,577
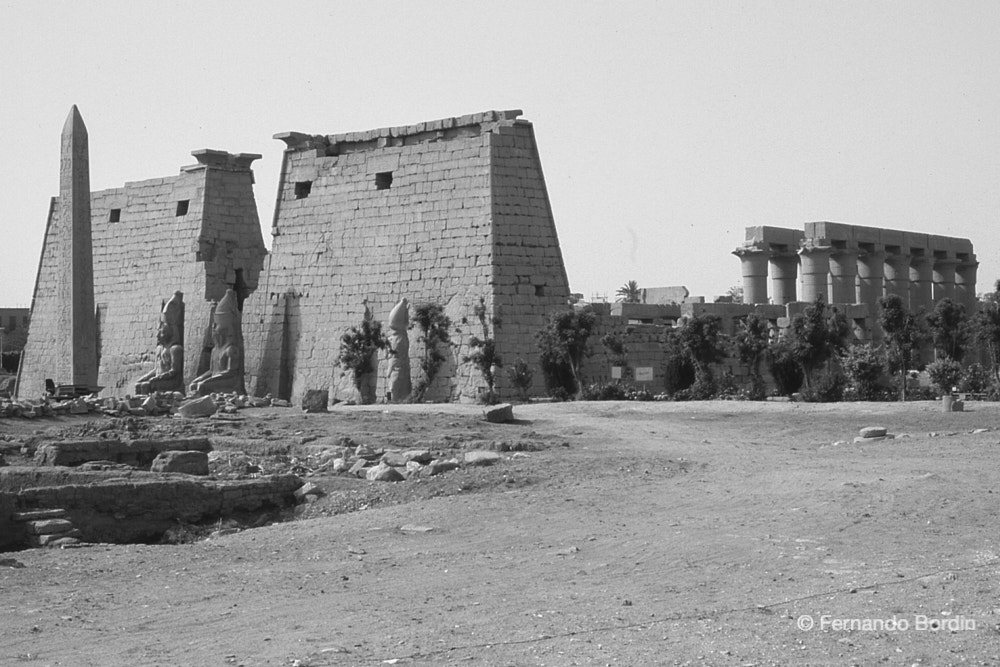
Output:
858,426,887,438
381,451,409,467
355,443,381,460
366,462,405,482
464,450,501,466
177,395,218,418
348,459,369,478
294,482,325,502
403,449,432,463
424,458,460,476
484,403,514,423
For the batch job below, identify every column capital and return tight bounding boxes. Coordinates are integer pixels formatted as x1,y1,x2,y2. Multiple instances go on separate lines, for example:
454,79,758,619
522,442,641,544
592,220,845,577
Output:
732,245,769,258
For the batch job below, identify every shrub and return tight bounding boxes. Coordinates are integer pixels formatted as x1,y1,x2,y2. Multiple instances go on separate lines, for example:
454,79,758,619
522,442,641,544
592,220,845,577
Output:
801,371,846,402
959,363,991,394
411,303,452,402
767,339,803,395
581,382,628,401
926,357,963,396
662,334,696,396
506,357,534,401
337,312,391,404
840,343,886,401
464,298,501,403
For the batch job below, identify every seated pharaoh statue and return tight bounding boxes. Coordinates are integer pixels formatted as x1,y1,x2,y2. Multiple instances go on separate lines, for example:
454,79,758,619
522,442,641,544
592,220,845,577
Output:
135,291,185,395
188,289,246,396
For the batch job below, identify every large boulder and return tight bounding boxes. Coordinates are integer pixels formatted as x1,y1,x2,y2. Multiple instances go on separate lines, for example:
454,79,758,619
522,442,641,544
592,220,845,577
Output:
366,462,405,482
484,403,514,423
176,395,217,418
301,389,329,413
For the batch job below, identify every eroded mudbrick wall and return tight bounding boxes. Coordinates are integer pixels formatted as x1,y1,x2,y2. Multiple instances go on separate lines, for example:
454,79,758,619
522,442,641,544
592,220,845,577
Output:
18,151,266,397
244,110,570,402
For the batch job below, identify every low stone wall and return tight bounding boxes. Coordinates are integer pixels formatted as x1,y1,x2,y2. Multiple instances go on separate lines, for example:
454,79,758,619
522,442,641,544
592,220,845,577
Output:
1,468,302,549
33,437,212,468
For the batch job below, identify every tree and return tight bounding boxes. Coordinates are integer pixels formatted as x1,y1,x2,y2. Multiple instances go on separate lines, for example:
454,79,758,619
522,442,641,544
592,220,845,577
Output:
601,331,629,377
411,302,452,401
615,280,642,304
972,279,1000,382
725,284,744,304
767,338,804,396
733,312,770,399
840,343,886,401
786,297,848,390
676,313,728,393
464,298,501,403
878,294,924,401
926,298,969,361
537,308,597,399
337,314,391,404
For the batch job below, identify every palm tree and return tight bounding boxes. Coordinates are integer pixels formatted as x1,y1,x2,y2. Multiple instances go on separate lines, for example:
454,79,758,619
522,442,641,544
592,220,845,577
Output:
615,280,642,303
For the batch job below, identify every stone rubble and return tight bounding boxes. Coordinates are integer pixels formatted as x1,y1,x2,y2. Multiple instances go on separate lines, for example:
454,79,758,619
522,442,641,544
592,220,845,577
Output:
0,390,294,420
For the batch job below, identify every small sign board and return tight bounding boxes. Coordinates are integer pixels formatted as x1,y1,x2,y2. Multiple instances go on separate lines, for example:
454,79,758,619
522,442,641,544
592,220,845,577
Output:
634,366,654,382
611,366,623,380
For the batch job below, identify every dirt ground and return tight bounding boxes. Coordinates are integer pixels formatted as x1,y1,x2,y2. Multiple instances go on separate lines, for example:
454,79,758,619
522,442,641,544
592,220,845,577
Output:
1,400,999,666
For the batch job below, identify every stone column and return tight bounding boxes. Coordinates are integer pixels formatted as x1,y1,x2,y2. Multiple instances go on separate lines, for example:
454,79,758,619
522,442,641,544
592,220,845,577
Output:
932,258,958,304
856,248,885,308
883,251,911,304
733,248,769,305
798,246,832,304
770,253,798,305
955,260,979,315
909,255,933,313
829,248,859,304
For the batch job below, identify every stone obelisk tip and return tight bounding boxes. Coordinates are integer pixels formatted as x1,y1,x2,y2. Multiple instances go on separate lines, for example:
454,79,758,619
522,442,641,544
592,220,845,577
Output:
63,105,87,137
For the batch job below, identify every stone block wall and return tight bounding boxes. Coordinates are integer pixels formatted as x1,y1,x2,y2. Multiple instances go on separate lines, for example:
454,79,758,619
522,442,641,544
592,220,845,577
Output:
244,110,570,402
17,152,266,397
4,471,301,546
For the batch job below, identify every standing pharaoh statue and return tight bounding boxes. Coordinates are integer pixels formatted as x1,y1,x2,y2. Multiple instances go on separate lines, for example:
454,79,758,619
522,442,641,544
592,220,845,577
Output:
188,289,246,396
136,291,185,395
388,298,411,402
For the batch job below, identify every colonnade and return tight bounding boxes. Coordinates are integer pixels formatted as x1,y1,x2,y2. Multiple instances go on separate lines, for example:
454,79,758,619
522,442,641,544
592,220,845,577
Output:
734,240,978,314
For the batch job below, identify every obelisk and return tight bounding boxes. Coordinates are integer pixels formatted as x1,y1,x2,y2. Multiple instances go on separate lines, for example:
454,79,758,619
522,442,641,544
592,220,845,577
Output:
59,105,98,387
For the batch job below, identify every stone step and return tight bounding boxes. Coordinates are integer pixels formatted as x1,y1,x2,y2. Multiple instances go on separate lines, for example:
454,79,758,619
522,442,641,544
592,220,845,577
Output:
12,509,67,522
25,518,75,535
28,531,82,548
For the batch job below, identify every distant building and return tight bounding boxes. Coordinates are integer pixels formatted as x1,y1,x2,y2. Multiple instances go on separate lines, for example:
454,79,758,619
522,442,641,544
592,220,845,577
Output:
0,308,30,336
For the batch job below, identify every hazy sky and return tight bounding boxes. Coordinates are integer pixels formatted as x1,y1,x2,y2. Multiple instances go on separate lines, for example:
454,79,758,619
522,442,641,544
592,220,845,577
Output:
2,1,998,307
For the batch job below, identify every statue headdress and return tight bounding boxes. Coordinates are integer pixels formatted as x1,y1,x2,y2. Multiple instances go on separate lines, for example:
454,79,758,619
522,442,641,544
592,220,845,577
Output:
162,291,184,346
214,289,240,333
